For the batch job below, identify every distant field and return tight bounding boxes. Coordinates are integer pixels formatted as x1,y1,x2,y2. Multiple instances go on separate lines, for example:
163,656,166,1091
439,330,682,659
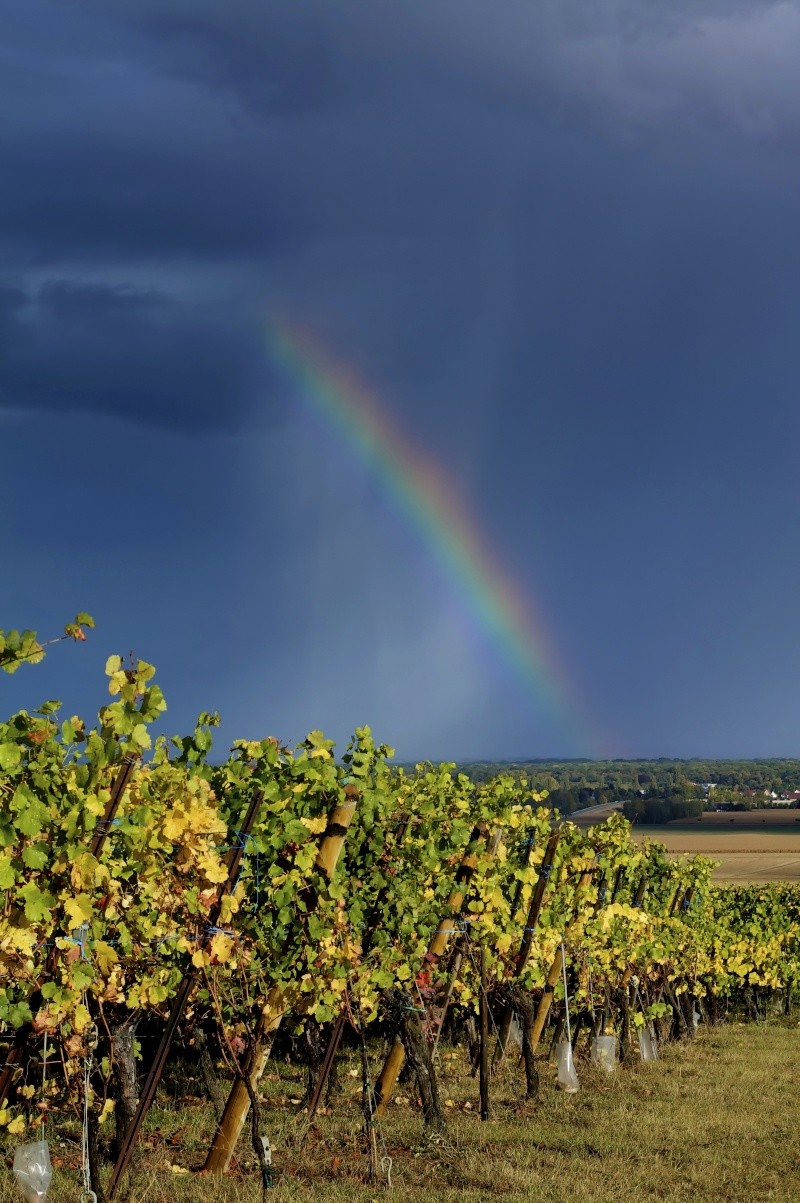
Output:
632,813,800,882
570,807,800,882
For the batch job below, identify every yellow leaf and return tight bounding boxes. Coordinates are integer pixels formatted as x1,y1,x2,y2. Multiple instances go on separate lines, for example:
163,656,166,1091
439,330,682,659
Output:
209,933,234,964
98,1098,116,1125
71,852,97,890
73,1003,91,1032
218,893,240,923
7,1114,25,1135
197,851,229,885
5,926,36,956
300,814,328,834
63,894,94,929
85,792,107,817
94,941,118,975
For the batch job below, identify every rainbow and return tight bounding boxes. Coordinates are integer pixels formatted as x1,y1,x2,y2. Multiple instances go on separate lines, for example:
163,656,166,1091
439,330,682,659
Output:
268,319,598,755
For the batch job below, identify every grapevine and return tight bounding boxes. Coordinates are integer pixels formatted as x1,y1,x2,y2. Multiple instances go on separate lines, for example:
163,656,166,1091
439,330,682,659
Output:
1,618,798,1195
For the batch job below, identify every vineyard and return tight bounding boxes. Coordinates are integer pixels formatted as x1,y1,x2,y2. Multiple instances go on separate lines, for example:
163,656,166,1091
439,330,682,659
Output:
1,619,799,1202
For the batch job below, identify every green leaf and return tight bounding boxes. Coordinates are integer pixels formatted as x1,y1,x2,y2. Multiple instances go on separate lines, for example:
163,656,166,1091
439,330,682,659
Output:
18,881,56,923
21,844,49,871
105,655,122,675
71,962,94,991
0,854,17,889
131,723,151,750
74,613,95,628
15,799,50,838
7,1001,33,1029
0,743,22,771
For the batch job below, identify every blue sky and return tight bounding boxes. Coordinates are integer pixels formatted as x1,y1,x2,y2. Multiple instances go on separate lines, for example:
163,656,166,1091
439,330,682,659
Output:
3,1,800,761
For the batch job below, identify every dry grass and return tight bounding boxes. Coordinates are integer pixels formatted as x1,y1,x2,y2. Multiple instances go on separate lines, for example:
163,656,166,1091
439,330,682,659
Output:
700,852,800,882
2,1023,799,1202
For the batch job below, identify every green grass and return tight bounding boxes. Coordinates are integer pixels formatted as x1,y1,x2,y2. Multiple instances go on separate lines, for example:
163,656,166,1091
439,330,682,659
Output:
2,1023,799,1202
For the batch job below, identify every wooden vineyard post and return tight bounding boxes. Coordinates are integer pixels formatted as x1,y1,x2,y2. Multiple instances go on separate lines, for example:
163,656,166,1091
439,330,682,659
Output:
430,933,467,1059
619,875,649,990
89,753,139,857
610,865,625,904
202,787,359,1176
513,832,561,976
662,885,696,1040
429,828,503,1057
528,865,596,1054
107,785,265,1198
506,830,540,940
652,884,695,1003
479,945,490,1121
306,814,411,1122
493,830,560,1064
372,1035,405,1114
428,823,488,960
371,822,489,1120
0,754,138,1109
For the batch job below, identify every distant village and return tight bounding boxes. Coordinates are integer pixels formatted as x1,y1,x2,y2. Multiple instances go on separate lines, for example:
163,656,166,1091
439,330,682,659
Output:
699,784,800,809
623,783,800,825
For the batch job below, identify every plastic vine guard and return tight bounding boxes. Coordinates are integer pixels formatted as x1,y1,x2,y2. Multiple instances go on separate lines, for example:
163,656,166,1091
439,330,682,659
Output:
12,1139,52,1203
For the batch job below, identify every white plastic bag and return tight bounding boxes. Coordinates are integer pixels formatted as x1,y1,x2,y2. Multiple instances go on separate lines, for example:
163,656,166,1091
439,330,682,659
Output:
590,1034,618,1073
13,1140,52,1203
507,1016,523,1051
638,1022,658,1062
556,1041,579,1093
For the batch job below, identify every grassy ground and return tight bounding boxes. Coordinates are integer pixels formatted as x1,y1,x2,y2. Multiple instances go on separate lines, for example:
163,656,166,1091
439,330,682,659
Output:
2,1022,798,1202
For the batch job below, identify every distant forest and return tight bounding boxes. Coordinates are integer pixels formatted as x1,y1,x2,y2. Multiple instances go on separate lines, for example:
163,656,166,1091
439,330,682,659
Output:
450,759,800,823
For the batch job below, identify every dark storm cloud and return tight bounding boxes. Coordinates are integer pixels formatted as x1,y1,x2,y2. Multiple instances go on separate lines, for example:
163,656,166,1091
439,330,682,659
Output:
136,13,351,117
5,0,800,757
5,0,800,443
90,0,800,139
0,135,305,268
0,279,262,430
0,3,326,276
